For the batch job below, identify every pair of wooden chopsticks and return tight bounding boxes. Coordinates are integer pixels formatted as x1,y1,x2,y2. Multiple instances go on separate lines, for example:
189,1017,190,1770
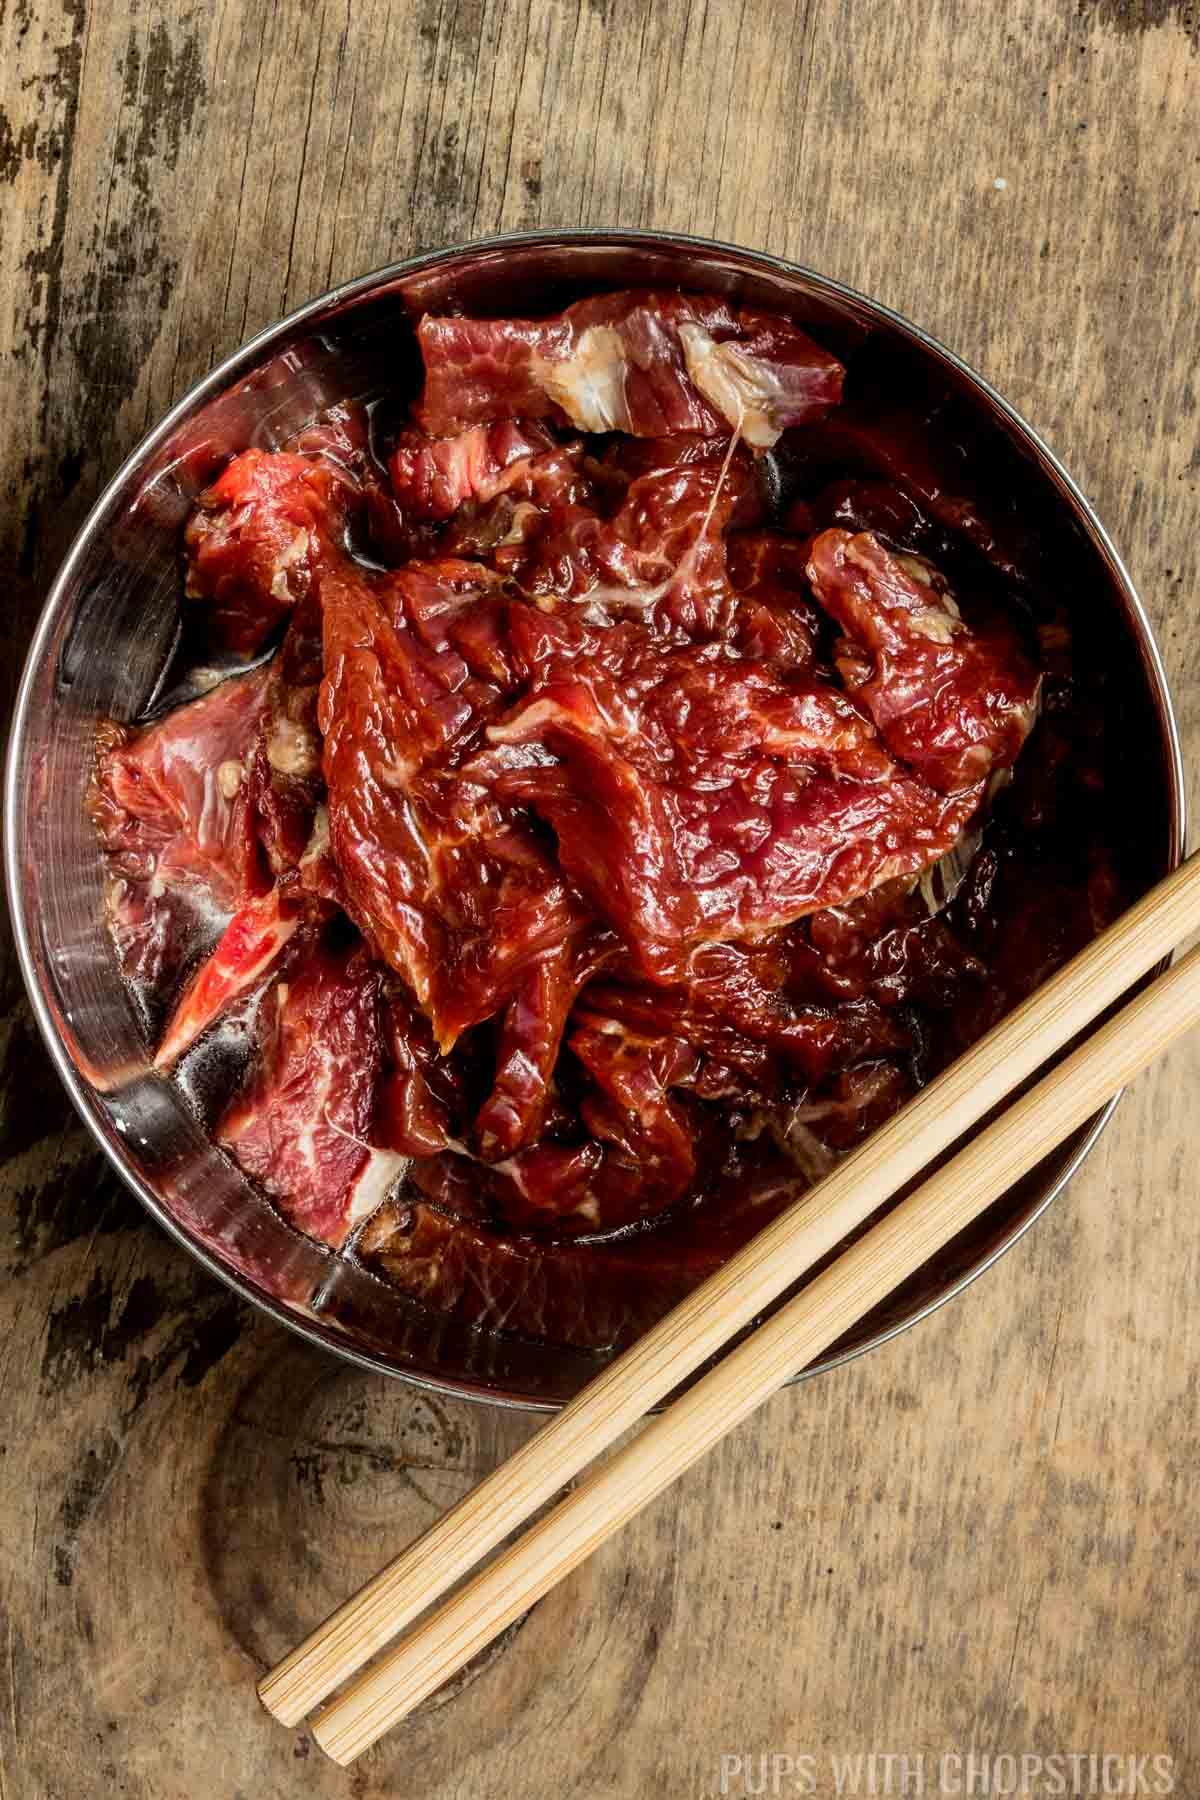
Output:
258,850,1200,1765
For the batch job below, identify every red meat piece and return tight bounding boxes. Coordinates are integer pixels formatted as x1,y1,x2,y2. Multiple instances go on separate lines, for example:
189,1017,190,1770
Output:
88,668,271,1001
154,884,305,1069
384,556,518,695
421,1023,701,1236
604,443,748,639
216,940,404,1247
803,879,988,1011
566,1019,699,1217
89,669,268,903
787,1061,914,1153
489,634,983,971
184,450,354,655
375,988,457,1158
725,530,823,666
583,937,909,1093
388,419,558,519
494,437,794,663
318,555,583,1050
289,399,418,566
806,529,1041,792
592,431,766,525
248,595,330,883
672,306,848,447
435,438,593,565
413,291,843,445
474,930,617,1161
503,444,740,623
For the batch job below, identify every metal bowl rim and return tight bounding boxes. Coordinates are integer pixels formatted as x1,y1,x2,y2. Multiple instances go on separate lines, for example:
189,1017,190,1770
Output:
5,225,1186,1412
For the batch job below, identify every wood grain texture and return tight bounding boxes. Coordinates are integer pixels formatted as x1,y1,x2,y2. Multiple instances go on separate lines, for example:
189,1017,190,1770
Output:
0,2,1197,1795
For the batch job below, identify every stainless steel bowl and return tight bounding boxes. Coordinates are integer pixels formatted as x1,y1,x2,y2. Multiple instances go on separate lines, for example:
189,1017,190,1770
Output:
5,229,1184,1409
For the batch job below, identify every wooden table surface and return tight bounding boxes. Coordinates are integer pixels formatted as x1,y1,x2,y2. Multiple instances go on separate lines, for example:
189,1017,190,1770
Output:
2,3,1198,1795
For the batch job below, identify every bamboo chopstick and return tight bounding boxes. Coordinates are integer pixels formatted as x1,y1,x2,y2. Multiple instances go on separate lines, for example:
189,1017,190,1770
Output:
310,930,1200,1764
259,852,1200,1742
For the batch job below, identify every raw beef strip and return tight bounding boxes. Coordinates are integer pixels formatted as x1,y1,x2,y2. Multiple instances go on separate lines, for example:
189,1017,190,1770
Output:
375,987,458,1158
184,450,355,655
388,419,558,519
216,938,404,1247
592,430,767,529
583,937,909,1093
785,1061,915,1154
491,439,821,666
488,632,983,972
434,437,593,565
806,529,1041,792
414,1022,701,1237
502,444,740,620
88,667,271,1000
153,884,304,1070
318,555,584,1050
474,929,617,1161
804,878,988,1011
725,530,823,666
674,307,848,447
556,1018,699,1221
413,290,844,445
496,436,784,655
246,593,338,897
289,398,419,566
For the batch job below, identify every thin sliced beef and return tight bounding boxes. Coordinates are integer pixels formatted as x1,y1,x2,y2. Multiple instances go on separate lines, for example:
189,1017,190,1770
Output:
806,528,1041,792
673,308,847,447
88,667,270,1005
375,987,459,1157
216,938,404,1247
495,440,807,663
388,419,558,520
806,880,988,1011
184,450,354,655
725,530,823,666
248,594,328,881
318,554,584,1049
584,935,909,1093
288,399,419,566
414,290,843,444
501,443,745,633
154,884,305,1069
416,1024,702,1237
488,633,983,971
474,930,616,1161
559,1020,699,1220
786,1061,915,1153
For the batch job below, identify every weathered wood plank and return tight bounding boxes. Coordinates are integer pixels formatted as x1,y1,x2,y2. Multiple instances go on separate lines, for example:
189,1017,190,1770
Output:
0,0,1196,1793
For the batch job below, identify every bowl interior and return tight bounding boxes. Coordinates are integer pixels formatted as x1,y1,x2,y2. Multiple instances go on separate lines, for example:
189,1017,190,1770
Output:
7,233,1182,1408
